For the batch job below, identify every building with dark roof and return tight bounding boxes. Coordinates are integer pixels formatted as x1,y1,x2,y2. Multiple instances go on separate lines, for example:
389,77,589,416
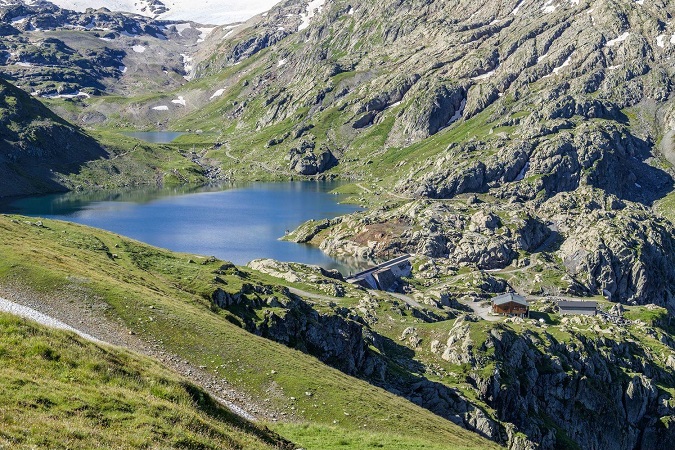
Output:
491,293,529,318
346,254,412,291
557,300,597,316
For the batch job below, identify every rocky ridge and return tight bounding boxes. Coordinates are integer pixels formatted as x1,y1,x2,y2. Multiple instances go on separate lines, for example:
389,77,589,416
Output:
0,0,209,96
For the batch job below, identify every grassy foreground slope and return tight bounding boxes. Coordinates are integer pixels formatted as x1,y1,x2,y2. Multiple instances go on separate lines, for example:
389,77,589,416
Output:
0,214,498,450
0,312,289,449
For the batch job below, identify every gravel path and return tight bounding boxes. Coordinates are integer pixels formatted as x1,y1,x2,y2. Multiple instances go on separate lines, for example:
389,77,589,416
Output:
386,291,423,309
458,298,501,321
0,296,102,343
0,285,271,423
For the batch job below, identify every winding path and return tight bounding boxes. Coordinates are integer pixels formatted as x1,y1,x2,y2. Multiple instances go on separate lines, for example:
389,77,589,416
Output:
0,293,260,422
288,286,344,302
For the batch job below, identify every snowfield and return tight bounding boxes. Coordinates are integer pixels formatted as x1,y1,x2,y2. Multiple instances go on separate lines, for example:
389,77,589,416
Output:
0,296,101,343
46,0,281,25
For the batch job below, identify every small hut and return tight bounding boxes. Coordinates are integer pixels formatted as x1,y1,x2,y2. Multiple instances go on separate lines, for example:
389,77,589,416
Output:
491,293,529,318
557,300,597,316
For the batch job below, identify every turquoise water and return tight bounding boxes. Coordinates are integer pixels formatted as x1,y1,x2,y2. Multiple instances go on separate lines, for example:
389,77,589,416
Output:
2,182,370,273
122,131,186,143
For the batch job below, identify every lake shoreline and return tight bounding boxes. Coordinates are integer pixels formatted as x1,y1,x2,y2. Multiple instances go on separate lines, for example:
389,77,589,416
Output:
0,181,371,274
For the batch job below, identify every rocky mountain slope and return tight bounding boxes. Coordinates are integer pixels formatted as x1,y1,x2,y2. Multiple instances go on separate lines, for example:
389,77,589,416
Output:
236,258,675,450
164,0,675,447
161,0,675,313
2,0,675,449
0,77,106,196
0,0,210,97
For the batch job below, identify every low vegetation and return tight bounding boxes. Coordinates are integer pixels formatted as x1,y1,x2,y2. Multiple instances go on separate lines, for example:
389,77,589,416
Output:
0,312,290,449
0,215,498,450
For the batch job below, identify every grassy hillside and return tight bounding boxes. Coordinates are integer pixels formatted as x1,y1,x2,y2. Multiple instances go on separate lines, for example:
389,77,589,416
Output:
0,214,499,450
0,311,290,449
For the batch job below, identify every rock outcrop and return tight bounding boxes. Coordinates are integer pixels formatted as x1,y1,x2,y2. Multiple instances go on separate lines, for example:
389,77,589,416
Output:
287,140,337,175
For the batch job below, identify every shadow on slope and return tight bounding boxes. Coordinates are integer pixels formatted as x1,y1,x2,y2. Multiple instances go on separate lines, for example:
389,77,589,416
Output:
0,78,107,198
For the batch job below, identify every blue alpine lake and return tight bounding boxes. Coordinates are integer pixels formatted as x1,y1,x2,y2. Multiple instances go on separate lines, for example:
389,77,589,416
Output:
1,182,371,274
122,131,187,143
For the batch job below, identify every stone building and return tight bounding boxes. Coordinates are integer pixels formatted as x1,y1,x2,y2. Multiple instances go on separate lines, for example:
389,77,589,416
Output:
557,300,597,316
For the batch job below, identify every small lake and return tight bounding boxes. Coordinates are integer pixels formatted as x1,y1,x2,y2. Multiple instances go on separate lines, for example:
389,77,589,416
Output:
1,182,371,274
122,131,186,143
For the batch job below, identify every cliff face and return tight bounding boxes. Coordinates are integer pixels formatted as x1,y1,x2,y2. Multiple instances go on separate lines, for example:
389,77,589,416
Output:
466,319,675,450
0,78,106,197
211,260,675,450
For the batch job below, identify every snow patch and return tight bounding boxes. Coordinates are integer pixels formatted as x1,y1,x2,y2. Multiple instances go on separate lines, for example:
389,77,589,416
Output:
552,54,572,74
132,45,146,53
298,0,325,31
542,0,557,13
511,0,524,15
447,99,466,126
43,91,91,99
210,88,225,99
348,7,354,15
172,96,186,106
385,101,401,110
277,58,287,67
657,34,666,48
15,62,33,67
0,297,101,343
197,27,215,41
515,162,530,181
543,54,573,77
471,69,496,81
174,23,192,34
118,65,127,73
180,53,193,80
605,32,630,47
152,105,169,111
